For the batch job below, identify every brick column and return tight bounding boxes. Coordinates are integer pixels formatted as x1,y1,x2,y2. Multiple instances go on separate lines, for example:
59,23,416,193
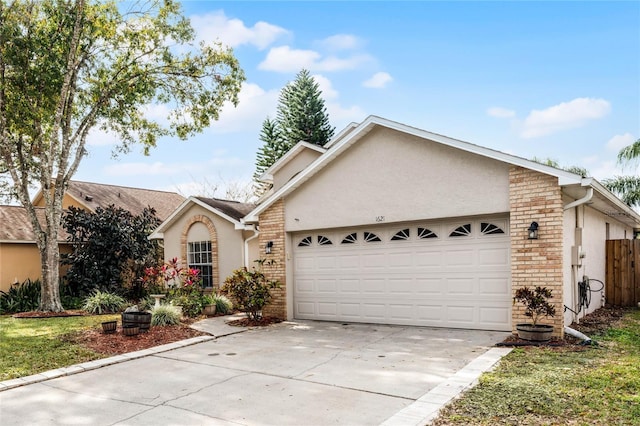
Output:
258,199,287,319
510,166,564,337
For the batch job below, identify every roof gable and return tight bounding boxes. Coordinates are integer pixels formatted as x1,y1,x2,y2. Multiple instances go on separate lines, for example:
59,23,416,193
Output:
149,196,256,239
259,141,326,183
244,115,637,224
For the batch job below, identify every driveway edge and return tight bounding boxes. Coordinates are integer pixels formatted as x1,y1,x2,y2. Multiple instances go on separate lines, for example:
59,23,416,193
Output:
380,347,513,426
0,335,216,393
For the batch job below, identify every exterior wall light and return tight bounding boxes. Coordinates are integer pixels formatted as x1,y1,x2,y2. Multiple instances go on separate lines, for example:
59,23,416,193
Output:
265,241,274,254
528,222,539,240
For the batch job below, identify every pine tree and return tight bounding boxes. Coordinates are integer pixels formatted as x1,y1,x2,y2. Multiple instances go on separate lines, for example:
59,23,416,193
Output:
277,69,335,149
253,69,335,196
253,117,287,195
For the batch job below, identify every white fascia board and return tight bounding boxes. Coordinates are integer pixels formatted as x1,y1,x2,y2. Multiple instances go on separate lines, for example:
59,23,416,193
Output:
258,141,326,183
324,121,360,149
245,115,586,221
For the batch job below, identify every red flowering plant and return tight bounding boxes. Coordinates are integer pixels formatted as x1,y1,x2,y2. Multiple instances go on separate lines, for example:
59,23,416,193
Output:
142,258,205,317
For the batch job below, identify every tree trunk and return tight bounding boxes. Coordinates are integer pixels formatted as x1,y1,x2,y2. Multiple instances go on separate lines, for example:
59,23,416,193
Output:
38,235,64,312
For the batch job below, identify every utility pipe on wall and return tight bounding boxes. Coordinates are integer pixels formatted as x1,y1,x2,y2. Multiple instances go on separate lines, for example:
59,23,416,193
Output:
243,225,259,268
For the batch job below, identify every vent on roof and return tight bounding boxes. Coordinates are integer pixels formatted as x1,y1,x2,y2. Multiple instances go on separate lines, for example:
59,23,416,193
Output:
84,195,93,201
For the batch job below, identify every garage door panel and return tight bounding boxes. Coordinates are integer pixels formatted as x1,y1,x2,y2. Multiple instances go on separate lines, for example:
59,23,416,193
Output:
317,279,337,293
293,218,511,331
478,247,509,266
478,277,510,295
388,278,413,294
444,249,474,266
415,251,442,267
446,278,475,295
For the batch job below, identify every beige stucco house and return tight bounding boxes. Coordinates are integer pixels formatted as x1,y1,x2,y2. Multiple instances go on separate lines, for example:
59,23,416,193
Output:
0,181,184,293
157,115,640,337
148,197,256,289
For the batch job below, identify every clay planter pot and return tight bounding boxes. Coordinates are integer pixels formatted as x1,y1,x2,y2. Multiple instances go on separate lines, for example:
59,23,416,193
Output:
101,320,117,334
516,324,554,341
122,312,152,333
203,304,217,316
122,324,139,337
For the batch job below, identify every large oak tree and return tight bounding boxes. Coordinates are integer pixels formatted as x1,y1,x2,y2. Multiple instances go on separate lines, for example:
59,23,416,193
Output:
0,0,245,311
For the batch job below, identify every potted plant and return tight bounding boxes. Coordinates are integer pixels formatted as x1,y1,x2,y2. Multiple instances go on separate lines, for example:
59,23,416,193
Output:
513,286,556,341
202,294,217,316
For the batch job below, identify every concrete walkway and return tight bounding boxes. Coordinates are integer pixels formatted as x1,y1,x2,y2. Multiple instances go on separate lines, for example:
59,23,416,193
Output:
0,315,511,425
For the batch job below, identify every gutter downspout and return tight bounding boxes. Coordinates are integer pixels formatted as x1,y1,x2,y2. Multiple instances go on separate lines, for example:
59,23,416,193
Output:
244,225,259,268
563,187,594,325
563,187,593,211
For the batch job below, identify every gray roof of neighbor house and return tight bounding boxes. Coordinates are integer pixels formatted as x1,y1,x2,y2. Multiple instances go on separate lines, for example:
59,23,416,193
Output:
194,197,255,222
0,206,71,242
66,180,185,222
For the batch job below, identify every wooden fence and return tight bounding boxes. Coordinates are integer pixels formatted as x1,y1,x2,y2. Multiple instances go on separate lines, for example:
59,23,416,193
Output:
605,239,640,307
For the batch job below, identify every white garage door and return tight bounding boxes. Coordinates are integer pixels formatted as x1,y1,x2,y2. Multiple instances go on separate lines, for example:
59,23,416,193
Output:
292,218,511,331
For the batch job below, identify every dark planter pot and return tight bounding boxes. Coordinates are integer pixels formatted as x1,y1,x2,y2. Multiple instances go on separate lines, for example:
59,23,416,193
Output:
122,312,152,333
122,324,139,337
101,320,117,334
516,324,554,341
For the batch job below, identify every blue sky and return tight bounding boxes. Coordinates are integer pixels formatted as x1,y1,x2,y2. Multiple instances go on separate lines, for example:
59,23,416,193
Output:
76,1,640,199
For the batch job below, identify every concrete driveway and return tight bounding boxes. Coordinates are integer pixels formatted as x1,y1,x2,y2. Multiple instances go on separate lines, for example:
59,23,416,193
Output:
0,319,511,426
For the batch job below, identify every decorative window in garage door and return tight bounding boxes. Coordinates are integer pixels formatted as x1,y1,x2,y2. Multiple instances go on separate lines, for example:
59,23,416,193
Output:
364,231,381,242
391,229,410,241
341,233,357,244
417,227,438,239
481,222,505,235
298,236,312,247
317,235,333,245
449,224,471,237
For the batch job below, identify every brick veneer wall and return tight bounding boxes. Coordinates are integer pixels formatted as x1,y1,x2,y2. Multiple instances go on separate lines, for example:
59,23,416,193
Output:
510,166,564,337
259,199,287,319
180,215,219,289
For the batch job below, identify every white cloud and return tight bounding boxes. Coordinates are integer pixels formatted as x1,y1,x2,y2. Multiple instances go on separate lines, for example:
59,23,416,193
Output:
209,82,280,133
104,161,186,177
190,11,289,50
606,133,636,152
312,74,339,100
87,127,120,147
258,46,372,72
325,102,367,128
487,107,516,118
520,97,611,139
318,34,361,51
362,72,393,89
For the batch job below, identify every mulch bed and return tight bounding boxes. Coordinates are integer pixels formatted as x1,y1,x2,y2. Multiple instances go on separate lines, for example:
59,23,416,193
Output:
499,305,631,350
67,324,209,355
226,316,283,327
13,310,88,318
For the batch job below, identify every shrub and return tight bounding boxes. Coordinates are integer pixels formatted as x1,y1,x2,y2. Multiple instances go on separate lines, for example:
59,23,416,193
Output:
221,261,278,320
170,292,205,318
211,294,233,315
0,279,41,314
82,290,127,314
513,286,556,326
151,305,181,326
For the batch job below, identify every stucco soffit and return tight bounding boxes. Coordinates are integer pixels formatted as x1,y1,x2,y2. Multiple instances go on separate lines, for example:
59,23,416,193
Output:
589,179,640,227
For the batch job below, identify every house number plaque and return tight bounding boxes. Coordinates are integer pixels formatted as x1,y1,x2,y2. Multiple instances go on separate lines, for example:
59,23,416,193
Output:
375,216,385,222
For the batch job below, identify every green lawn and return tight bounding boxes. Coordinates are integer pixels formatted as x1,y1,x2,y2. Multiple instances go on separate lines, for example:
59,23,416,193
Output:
434,309,640,425
0,314,118,381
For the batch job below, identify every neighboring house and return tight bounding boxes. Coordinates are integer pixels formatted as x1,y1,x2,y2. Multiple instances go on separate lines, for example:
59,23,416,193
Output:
0,180,185,293
155,115,640,337
149,197,256,289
